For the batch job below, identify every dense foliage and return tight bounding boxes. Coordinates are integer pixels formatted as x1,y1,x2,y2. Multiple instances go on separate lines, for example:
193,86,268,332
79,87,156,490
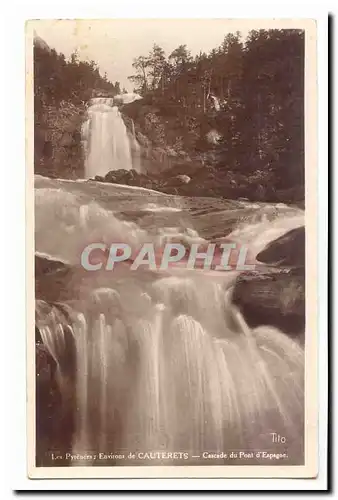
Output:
127,29,304,198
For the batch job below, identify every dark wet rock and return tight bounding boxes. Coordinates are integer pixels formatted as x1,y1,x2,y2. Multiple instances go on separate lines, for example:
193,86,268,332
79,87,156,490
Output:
232,268,305,338
35,255,75,302
35,255,69,276
105,168,133,183
36,341,75,466
233,226,305,337
36,341,56,385
94,175,105,182
257,226,305,267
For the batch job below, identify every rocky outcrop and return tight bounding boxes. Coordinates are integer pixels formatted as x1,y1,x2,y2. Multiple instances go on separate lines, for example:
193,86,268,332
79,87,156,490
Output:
119,95,304,205
36,338,75,466
232,269,305,338
35,255,76,465
232,226,305,338
35,255,75,302
92,165,302,203
256,226,305,267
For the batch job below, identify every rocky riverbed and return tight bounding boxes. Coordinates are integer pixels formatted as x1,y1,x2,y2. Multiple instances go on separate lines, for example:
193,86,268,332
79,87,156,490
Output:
92,166,304,205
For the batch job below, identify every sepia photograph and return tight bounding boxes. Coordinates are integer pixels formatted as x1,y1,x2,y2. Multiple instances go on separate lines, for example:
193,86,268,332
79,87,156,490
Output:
26,18,318,479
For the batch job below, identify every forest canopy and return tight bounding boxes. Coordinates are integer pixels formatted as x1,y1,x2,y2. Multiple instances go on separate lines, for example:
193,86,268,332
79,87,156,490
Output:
127,29,305,191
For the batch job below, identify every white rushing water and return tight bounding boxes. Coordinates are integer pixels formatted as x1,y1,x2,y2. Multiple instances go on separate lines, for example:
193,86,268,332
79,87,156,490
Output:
210,94,221,111
35,177,304,466
82,97,138,179
113,92,143,105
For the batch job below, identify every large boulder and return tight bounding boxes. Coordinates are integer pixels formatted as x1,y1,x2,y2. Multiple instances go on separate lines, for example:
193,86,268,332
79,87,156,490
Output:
232,226,305,338
257,226,305,267
104,169,136,184
232,269,305,338
35,255,74,303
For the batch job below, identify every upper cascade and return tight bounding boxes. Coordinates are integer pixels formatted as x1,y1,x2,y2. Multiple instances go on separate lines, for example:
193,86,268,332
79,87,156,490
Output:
113,93,143,105
89,97,115,107
82,97,141,178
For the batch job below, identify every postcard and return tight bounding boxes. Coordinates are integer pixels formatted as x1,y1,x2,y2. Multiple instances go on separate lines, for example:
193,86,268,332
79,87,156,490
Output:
26,18,318,479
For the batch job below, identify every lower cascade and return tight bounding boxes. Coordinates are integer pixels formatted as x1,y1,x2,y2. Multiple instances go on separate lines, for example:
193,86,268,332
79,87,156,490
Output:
35,177,305,466
82,97,140,179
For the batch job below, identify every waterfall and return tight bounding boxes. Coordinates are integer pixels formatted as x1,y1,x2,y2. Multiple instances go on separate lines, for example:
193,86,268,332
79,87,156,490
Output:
35,178,304,466
37,279,303,464
82,98,136,179
210,94,221,112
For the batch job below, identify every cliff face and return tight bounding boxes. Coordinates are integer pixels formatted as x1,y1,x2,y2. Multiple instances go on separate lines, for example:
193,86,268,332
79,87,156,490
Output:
35,100,86,179
121,94,219,175
101,95,300,204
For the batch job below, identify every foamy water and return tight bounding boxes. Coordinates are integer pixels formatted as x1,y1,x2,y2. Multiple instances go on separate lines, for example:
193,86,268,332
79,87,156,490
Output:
35,176,305,466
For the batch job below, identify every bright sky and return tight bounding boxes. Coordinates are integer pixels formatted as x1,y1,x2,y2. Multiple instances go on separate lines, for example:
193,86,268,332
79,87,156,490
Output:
33,19,251,91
